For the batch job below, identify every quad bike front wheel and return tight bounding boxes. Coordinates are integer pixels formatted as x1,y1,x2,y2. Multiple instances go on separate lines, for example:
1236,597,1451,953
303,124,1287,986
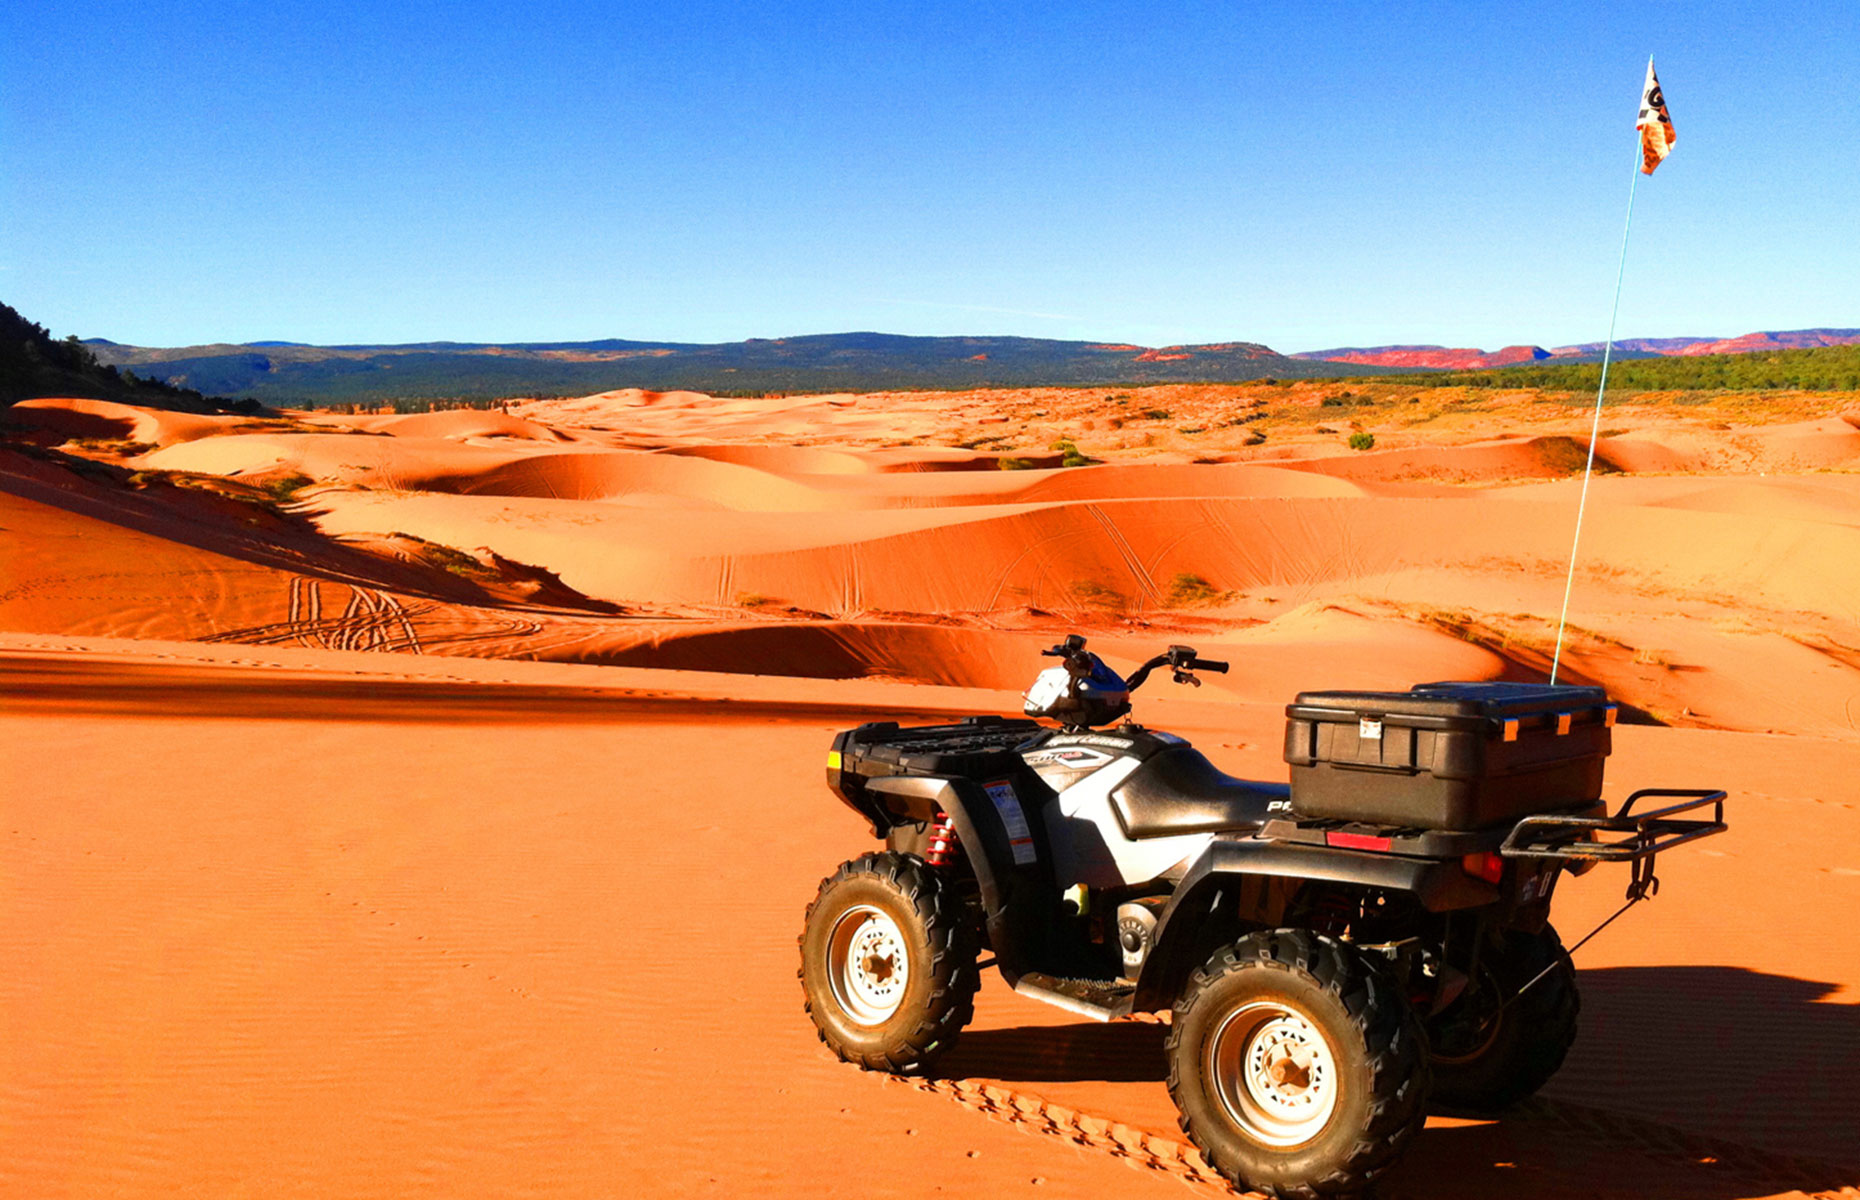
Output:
798,851,979,1075
1426,924,1580,1111
1166,930,1430,1199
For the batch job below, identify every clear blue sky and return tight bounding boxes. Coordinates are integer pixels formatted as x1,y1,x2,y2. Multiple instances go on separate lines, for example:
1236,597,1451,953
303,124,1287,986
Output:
3,1,1855,352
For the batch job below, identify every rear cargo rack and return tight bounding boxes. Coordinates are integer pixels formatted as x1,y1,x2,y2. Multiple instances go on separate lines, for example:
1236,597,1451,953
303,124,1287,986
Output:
1499,788,1727,864
1259,817,1519,858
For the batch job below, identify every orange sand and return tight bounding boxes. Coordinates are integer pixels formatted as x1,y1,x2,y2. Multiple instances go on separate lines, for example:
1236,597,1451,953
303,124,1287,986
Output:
3,388,1858,1198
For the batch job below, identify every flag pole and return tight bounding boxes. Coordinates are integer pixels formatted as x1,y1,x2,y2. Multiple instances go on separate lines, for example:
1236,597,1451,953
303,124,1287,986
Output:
1549,68,1649,684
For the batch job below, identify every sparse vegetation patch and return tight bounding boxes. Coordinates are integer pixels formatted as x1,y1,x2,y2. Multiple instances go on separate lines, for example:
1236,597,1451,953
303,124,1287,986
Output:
259,472,316,501
1166,572,1229,607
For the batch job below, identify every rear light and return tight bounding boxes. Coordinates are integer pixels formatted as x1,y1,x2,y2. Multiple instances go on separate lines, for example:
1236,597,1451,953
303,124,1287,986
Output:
1326,831,1393,852
1461,852,1506,884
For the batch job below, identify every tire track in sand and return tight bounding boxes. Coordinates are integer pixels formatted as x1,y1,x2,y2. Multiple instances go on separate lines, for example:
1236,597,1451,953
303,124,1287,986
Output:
891,1074,1860,1199
1084,504,1164,606
884,1076,1231,1191
203,578,425,654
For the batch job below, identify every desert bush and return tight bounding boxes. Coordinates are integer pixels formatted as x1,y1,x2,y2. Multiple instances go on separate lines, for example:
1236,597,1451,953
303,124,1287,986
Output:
1348,432,1376,451
1166,572,1225,606
1051,438,1094,468
260,472,316,499
67,438,157,455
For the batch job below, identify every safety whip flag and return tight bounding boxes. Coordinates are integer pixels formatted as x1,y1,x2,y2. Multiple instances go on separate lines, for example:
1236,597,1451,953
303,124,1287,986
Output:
1552,54,1679,680
1637,58,1676,174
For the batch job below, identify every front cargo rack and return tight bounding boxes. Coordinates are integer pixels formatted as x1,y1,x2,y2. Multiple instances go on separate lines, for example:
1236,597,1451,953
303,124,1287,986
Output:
1499,788,1727,865
831,716,1046,787
849,717,1044,761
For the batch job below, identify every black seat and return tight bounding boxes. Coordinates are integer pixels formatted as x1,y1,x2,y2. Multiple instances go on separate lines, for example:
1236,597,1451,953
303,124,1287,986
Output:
1110,746,1290,839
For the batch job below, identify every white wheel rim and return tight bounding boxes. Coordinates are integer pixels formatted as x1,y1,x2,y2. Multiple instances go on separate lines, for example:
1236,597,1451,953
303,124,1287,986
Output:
826,905,910,1025
1209,1000,1340,1147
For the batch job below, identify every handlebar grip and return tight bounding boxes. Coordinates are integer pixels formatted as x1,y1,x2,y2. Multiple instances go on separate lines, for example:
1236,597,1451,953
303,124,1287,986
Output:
1191,658,1230,674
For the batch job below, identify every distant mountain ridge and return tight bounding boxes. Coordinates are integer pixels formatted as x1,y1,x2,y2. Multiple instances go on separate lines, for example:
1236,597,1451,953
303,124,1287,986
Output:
47,321,1860,408
80,331,1391,404
1292,328,1860,369
1292,344,1555,370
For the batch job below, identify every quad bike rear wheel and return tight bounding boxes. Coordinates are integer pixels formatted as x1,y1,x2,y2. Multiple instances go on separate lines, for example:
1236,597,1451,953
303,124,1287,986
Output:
799,851,979,1074
1166,929,1430,1199
1426,924,1579,1111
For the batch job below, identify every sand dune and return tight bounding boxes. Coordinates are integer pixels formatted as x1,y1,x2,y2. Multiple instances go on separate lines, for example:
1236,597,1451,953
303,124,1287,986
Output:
13,390,1860,737
594,608,1509,696
326,408,576,441
8,396,251,445
303,488,1860,632
1270,433,1711,482
6,387,1860,1198
657,442,879,475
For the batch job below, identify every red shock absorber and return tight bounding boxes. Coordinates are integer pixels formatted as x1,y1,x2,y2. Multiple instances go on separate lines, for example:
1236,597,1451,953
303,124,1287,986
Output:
924,811,959,868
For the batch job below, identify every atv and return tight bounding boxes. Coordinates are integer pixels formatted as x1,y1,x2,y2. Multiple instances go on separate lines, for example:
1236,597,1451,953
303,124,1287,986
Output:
799,634,1727,1197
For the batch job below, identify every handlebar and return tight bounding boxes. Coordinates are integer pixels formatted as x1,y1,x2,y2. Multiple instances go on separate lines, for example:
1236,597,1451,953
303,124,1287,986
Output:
1044,634,1230,691
1125,644,1230,692
1041,634,1094,677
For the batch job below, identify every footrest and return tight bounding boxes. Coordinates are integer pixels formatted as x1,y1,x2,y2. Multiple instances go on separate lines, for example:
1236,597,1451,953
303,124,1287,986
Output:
1013,973,1136,1022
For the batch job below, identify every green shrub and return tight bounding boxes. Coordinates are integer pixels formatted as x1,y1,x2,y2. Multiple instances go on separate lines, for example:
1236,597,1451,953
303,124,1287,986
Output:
67,437,157,455
1051,437,1095,468
259,472,316,499
1166,573,1225,606
1348,432,1376,451
388,531,499,581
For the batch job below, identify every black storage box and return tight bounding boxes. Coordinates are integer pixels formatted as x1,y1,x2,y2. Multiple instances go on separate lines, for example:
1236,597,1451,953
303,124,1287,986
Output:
1283,682,1615,831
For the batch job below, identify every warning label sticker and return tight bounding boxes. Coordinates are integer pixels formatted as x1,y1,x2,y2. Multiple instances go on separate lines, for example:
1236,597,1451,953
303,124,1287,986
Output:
984,780,1038,866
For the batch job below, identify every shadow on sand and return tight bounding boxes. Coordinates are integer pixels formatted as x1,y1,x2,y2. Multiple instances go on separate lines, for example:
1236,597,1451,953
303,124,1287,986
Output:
0,655,970,725
937,965,1860,1198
